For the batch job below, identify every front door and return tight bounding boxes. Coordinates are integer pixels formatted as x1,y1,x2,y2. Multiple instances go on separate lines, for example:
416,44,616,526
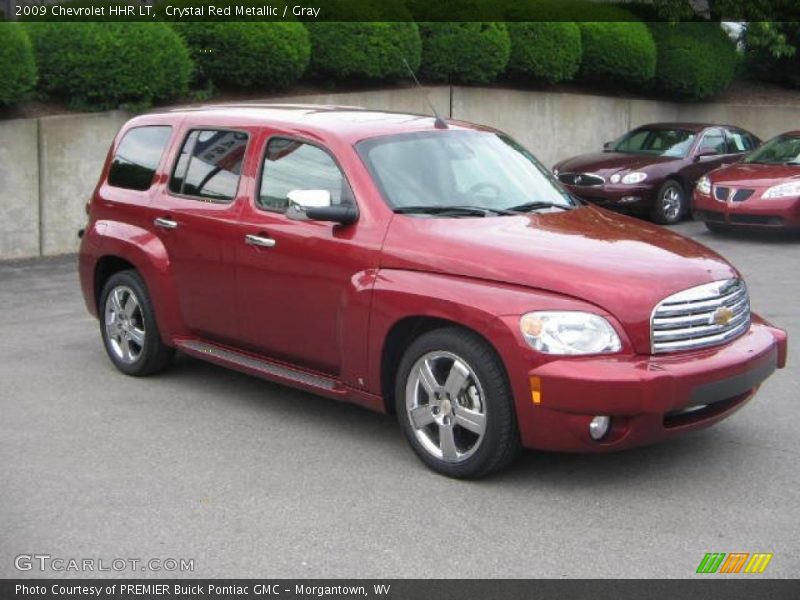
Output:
685,128,739,184
234,135,374,375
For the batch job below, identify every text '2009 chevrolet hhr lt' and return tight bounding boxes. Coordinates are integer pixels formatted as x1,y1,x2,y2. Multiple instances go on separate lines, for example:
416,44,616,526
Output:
78,105,787,478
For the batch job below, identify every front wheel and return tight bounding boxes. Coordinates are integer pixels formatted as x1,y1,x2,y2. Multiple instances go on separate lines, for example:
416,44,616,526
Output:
395,328,520,478
650,180,685,225
99,270,174,376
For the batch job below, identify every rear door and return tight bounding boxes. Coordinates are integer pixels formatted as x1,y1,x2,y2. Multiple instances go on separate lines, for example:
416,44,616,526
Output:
148,126,254,345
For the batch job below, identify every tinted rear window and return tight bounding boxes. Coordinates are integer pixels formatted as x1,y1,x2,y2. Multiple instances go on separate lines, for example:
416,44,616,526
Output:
169,129,248,202
108,126,172,191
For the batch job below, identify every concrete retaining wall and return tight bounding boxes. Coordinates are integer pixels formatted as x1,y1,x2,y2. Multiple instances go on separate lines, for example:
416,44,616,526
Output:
0,85,797,259
0,118,40,259
38,111,130,256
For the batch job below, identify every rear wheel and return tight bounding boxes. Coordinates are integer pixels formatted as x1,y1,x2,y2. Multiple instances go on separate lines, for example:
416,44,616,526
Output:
395,328,520,478
651,179,685,225
99,270,174,376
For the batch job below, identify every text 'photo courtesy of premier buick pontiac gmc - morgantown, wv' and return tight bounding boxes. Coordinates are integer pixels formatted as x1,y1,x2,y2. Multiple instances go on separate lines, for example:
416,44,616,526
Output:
78,105,787,478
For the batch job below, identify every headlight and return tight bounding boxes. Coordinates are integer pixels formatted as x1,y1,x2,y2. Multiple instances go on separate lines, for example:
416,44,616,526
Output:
762,180,800,199
621,172,647,184
696,175,711,195
610,173,621,184
520,311,622,355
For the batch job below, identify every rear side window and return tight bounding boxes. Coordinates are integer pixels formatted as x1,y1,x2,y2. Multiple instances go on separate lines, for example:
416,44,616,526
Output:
727,130,755,153
258,138,353,212
107,126,172,191
169,129,248,202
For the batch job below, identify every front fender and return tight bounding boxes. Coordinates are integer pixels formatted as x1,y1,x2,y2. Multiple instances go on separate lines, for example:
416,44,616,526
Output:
366,269,618,423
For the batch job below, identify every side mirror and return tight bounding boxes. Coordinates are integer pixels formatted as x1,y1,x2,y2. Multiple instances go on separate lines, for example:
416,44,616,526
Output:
694,149,719,162
603,141,613,151
287,189,331,209
286,189,357,225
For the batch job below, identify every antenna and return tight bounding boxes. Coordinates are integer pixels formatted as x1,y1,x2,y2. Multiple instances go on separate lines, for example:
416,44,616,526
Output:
402,58,448,129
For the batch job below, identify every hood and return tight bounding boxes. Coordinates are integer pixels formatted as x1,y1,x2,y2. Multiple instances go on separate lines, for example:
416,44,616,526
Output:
382,206,737,353
710,162,800,188
556,152,677,176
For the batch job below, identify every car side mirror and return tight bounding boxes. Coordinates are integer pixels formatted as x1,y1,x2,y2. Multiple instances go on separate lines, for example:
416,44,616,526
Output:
694,150,719,162
603,141,613,151
286,189,357,225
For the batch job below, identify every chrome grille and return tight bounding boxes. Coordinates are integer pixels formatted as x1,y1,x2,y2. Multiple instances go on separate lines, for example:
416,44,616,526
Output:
651,279,750,353
558,172,605,187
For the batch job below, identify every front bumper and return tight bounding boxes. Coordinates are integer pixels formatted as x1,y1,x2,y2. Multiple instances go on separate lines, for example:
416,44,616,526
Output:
693,191,800,229
516,319,787,452
563,183,653,210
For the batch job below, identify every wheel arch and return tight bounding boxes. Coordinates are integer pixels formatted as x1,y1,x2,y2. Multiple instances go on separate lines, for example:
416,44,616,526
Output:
86,221,185,342
94,255,136,313
378,315,515,416
665,173,689,195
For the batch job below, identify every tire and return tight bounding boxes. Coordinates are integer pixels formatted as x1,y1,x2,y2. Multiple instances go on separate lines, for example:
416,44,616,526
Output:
99,270,174,376
704,221,731,234
650,179,685,225
394,327,520,479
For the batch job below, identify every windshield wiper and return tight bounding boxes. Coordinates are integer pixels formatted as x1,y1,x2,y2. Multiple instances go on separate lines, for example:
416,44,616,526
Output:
504,201,572,213
393,205,511,217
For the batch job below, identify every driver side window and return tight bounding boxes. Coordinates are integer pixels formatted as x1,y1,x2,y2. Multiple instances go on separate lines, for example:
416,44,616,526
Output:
258,138,353,212
697,129,727,155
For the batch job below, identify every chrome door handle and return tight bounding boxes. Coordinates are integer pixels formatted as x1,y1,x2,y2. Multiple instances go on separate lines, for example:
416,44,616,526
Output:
245,234,277,248
154,217,178,230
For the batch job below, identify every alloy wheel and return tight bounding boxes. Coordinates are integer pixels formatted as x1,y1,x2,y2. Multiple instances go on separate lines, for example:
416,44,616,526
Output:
405,351,487,463
104,285,146,364
662,186,682,222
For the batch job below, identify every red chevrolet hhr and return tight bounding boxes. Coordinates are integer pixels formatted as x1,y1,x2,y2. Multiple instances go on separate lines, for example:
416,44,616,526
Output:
78,105,787,478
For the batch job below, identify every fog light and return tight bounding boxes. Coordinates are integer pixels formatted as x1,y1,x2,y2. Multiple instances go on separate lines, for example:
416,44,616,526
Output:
619,196,641,204
589,416,611,441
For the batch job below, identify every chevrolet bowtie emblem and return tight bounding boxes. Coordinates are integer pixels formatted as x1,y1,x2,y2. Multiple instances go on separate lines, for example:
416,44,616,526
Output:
712,306,734,326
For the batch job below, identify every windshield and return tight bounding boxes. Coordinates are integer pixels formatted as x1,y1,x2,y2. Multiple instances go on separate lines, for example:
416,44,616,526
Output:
613,128,696,158
744,134,800,165
356,130,576,214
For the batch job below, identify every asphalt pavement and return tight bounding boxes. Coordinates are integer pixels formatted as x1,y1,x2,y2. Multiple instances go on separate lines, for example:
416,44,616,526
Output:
1,221,798,578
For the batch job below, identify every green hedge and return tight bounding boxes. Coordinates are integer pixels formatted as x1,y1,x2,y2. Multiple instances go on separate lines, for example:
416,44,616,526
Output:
302,0,421,81
24,22,192,110
417,22,511,84
578,21,656,87
306,22,421,81
171,22,310,89
649,22,737,100
505,22,582,84
0,23,37,107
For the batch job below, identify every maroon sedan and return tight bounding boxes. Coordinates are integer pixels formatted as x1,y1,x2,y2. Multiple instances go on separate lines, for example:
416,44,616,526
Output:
694,131,800,231
553,123,760,224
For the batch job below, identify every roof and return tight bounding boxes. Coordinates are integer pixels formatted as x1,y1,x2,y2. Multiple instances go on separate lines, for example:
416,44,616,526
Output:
134,103,484,144
635,122,734,132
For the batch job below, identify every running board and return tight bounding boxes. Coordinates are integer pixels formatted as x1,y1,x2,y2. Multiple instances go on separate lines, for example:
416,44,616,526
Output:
175,339,341,394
